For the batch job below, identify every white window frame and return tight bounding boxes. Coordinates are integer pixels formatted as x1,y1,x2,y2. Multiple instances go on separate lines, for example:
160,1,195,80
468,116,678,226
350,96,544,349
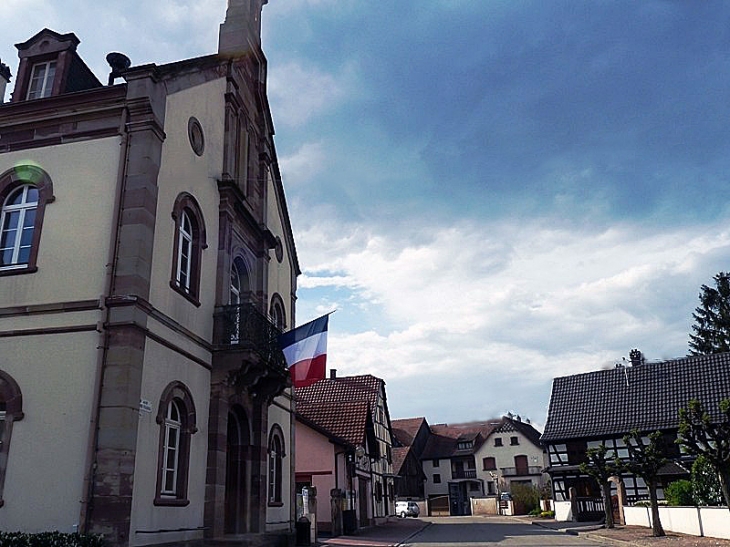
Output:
161,400,182,496
176,211,193,291
0,185,39,270
26,61,56,100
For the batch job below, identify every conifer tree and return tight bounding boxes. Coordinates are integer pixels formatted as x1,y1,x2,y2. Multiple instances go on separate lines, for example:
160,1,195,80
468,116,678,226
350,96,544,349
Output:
689,272,730,355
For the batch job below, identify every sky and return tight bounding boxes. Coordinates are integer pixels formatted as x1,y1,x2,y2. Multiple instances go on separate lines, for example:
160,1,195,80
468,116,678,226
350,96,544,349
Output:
4,0,730,430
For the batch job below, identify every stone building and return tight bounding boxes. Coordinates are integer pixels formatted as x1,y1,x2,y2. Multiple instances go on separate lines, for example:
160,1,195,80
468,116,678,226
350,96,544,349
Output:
0,1,299,545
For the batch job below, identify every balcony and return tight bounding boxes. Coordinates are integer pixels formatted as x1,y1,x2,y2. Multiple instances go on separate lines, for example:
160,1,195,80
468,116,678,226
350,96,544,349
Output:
451,469,477,479
500,466,542,477
213,303,289,399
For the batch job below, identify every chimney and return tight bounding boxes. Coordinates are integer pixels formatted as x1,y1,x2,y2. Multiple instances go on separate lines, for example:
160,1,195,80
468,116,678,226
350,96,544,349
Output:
330,369,337,380
0,60,11,104
629,349,643,367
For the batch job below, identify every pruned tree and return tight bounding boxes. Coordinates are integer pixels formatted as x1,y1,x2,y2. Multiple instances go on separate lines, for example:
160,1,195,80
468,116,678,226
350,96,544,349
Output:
689,272,730,355
579,444,621,528
623,430,666,537
677,398,730,510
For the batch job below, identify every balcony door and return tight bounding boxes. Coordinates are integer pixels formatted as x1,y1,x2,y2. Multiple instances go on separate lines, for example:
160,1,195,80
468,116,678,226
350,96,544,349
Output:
514,455,529,476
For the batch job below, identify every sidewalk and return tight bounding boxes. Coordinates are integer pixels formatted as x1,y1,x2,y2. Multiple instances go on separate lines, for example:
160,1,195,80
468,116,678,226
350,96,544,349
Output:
530,517,730,547
316,518,429,547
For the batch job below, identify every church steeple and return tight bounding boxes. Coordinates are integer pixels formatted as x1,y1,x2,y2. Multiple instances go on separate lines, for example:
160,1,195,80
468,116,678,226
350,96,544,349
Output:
218,0,268,56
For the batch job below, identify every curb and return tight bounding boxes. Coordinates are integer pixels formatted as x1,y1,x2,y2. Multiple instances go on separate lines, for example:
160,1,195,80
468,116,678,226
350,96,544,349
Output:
395,521,432,546
530,520,640,547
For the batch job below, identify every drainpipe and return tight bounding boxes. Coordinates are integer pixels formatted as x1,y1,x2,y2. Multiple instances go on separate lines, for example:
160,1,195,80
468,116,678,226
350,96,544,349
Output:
78,106,130,533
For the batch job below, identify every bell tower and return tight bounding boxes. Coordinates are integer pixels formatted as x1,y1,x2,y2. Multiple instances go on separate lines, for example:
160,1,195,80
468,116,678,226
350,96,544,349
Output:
218,0,268,56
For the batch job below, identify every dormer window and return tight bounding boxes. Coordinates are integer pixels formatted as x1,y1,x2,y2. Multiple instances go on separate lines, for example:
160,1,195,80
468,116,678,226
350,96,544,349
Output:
26,61,56,99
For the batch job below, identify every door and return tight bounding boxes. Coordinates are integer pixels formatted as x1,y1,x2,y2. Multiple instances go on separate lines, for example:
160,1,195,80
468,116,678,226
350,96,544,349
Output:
225,407,250,534
358,477,369,527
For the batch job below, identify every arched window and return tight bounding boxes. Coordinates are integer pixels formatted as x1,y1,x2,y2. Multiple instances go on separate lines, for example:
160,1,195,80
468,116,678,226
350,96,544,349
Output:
155,382,197,506
268,424,286,505
170,193,206,305
0,166,54,275
269,293,286,331
0,370,23,507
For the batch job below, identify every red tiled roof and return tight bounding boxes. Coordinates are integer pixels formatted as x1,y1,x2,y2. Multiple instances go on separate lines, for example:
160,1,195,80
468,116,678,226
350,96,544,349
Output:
392,446,409,474
391,417,427,447
297,401,370,447
296,374,383,407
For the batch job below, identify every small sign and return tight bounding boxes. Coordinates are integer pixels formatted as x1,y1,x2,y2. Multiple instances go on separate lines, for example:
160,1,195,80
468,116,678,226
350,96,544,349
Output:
139,399,152,413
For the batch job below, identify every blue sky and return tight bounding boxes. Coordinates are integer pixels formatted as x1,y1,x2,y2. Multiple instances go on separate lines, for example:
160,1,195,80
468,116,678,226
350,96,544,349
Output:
4,0,730,429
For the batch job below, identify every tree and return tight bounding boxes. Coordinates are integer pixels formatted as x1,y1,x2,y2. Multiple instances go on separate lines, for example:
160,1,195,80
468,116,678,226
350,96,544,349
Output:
677,398,730,510
689,272,730,355
579,444,621,528
692,456,723,506
623,431,666,537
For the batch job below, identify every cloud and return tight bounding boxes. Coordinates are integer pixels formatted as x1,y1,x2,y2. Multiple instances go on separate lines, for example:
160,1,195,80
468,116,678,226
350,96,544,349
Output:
268,61,356,128
292,212,730,421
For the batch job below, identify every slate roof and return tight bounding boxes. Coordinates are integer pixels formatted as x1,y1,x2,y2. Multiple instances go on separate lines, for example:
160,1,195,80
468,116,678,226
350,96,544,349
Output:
540,353,730,443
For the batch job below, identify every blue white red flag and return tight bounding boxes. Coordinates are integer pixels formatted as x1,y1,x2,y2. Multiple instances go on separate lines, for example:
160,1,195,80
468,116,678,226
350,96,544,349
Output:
278,315,328,388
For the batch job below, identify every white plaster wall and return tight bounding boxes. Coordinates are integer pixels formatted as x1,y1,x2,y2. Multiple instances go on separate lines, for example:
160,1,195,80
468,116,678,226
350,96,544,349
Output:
700,507,730,540
0,331,100,532
0,137,121,307
129,339,210,546
265,169,296,326
422,459,449,496
553,500,573,522
267,394,294,531
625,505,730,540
148,78,226,341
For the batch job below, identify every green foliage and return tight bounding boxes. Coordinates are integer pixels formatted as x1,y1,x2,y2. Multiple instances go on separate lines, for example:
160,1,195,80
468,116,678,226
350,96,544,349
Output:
689,272,730,355
540,510,555,518
692,456,724,506
678,398,730,509
664,480,694,506
528,507,541,516
0,531,104,547
510,482,540,514
579,444,622,529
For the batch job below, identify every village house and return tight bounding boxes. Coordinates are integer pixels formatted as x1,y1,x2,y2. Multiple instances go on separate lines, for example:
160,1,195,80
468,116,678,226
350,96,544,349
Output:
541,352,730,522
0,2,300,545
393,416,546,517
294,372,395,535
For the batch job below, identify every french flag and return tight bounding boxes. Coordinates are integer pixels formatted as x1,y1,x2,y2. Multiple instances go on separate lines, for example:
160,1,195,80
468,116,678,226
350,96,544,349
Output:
278,315,328,388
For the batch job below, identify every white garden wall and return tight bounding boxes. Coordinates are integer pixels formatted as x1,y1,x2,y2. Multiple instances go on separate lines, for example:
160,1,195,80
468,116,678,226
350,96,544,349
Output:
624,505,730,540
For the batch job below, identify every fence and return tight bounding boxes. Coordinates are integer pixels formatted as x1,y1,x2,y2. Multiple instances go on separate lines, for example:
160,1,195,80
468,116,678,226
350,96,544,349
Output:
623,505,730,540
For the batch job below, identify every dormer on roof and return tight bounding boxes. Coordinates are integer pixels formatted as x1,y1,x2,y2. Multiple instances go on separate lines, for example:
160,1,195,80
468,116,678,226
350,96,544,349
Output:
11,28,102,103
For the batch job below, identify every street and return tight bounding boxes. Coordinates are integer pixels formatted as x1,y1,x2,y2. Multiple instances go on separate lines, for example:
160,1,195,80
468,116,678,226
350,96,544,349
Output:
402,516,599,546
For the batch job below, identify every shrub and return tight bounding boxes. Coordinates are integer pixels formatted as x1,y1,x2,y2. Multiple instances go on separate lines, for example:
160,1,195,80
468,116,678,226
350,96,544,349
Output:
528,507,541,516
0,531,105,547
665,480,694,506
510,483,540,514
692,455,724,506
540,510,555,518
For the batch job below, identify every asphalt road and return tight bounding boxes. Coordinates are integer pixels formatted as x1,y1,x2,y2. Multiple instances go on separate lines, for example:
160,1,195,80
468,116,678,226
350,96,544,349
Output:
402,516,599,546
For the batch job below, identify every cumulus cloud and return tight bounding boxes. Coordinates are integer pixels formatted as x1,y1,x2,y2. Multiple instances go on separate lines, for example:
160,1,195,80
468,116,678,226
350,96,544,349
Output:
291,213,730,421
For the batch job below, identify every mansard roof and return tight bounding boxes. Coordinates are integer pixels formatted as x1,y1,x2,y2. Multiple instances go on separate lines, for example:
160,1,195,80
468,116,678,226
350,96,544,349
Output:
540,353,730,443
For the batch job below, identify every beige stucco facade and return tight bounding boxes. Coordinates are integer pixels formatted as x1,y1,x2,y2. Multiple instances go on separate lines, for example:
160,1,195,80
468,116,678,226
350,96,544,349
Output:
0,2,299,545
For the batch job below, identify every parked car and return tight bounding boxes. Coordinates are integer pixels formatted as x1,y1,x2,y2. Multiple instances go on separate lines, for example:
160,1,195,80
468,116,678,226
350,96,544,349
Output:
395,500,420,518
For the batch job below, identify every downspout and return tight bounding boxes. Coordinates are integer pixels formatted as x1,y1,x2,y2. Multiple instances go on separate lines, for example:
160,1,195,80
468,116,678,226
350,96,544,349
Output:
79,106,130,533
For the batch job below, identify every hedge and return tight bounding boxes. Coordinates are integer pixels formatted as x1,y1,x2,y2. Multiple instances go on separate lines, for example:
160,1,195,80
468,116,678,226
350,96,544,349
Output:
0,531,104,547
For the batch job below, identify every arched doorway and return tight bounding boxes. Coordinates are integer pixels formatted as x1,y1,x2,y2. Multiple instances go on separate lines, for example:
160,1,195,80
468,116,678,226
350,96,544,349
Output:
225,406,251,534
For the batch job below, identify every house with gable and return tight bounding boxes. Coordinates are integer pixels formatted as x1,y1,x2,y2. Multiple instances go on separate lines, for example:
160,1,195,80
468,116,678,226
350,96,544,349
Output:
391,417,430,501
295,371,396,529
541,352,730,522
0,2,300,545
420,416,546,516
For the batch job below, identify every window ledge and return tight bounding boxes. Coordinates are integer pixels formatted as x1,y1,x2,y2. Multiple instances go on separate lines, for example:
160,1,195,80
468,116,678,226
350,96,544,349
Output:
169,281,201,307
0,266,37,277
154,496,190,507
268,501,284,507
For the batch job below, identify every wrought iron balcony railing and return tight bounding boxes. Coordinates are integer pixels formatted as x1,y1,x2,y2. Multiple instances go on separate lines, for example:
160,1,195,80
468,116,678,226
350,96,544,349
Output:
214,303,287,371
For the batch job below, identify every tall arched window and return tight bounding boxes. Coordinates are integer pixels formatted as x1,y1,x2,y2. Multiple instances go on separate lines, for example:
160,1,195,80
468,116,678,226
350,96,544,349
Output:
268,424,285,505
155,382,197,506
0,370,23,507
0,166,54,275
269,293,286,331
170,193,206,305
